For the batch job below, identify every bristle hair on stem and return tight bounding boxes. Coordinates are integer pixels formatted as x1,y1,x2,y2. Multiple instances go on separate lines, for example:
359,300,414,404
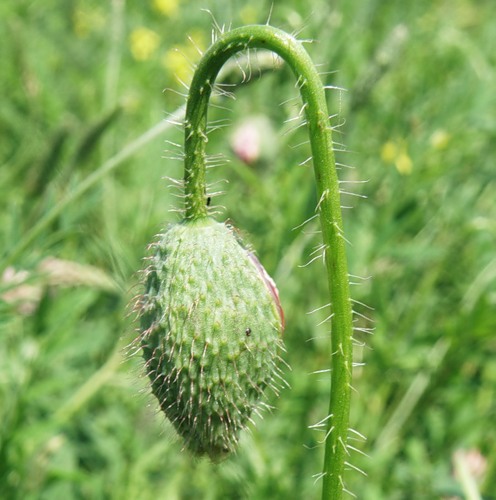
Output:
283,119,310,136
312,470,329,486
306,302,332,315
232,53,250,82
213,86,237,100
162,153,184,162
163,87,189,99
292,213,319,231
316,313,335,327
279,95,300,106
207,119,232,133
284,114,304,124
176,77,192,93
336,161,355,170
310,368,332,376
299,251,325,269
339,190,367,199
352,362,366,368
289,139,311,149
305,334,331,343
187,34,204,57
352,309,374,322
164,176,185,193
353,326,375,335
351,298,374,310
299,156,313,167
323,84,347,92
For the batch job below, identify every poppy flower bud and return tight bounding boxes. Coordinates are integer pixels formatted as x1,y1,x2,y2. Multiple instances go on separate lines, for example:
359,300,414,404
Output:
138,217,284,460
230,116,276,165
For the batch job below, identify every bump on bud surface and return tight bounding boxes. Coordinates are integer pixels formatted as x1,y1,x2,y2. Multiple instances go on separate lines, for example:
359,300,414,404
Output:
138,217,284,460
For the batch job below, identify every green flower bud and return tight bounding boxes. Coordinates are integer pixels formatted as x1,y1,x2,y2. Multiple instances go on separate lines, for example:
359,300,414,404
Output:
138,217,284,460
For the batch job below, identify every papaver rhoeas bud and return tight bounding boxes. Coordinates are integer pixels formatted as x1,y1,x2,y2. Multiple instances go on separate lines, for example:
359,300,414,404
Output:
138,217,285,460
230,116,276,165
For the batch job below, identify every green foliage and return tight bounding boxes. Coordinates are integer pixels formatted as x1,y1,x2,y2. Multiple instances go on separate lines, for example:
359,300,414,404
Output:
1,0,495,498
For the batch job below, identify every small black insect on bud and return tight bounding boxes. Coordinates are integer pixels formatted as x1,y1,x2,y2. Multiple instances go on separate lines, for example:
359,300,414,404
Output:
245,327,252,336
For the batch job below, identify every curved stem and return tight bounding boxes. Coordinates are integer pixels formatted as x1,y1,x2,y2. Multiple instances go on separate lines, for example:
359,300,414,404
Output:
183,25,354,499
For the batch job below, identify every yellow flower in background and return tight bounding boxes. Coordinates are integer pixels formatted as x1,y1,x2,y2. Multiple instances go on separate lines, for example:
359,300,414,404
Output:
381,139,413,175
130,27,160,61
381,141,397,164
162,49,191,82
162,30,206,84
153,0,179,17
395,151,413,175
430,129,451,150
73,7,105,38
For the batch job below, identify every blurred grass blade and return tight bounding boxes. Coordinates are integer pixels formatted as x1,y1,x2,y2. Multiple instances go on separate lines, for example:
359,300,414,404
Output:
54,338,125,424
28,127,70,196
375,338,451,451
70,106,122,167
1,108,184,269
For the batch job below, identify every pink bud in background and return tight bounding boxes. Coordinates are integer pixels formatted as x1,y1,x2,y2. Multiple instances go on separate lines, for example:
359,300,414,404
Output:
231,116,276,165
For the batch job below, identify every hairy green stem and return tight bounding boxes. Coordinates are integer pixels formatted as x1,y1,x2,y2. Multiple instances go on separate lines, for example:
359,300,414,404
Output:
183,25,354,499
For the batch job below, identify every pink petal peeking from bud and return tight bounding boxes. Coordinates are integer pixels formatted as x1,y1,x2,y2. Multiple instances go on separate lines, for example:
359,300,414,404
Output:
247,251,285,332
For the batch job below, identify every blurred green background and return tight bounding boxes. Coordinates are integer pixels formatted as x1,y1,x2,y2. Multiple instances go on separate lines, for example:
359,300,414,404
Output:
1,0,495,498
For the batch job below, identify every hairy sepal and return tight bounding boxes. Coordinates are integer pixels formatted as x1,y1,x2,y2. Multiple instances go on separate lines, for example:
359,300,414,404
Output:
138,217,284,461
